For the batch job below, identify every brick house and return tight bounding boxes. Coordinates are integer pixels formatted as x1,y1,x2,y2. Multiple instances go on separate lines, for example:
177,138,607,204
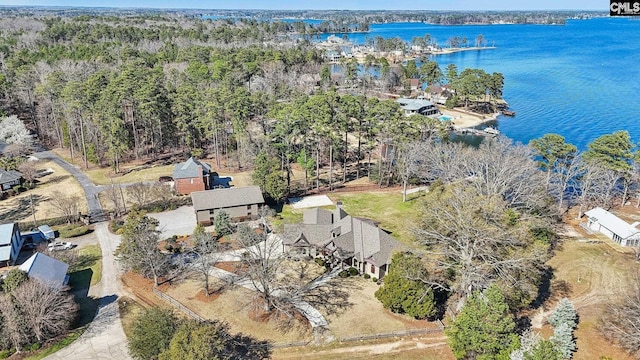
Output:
173,157,212,195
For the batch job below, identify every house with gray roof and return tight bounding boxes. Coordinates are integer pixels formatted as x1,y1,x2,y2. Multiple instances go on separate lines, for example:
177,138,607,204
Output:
283,205,402,279
0,169,23,193
191,186,265,225
584,207,640,247
396,98,439,116
19,252,69,289
173,157,213,195
0,223,23,266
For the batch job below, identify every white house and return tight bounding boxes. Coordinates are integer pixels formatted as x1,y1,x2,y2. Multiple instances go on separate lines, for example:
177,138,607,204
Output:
583,207,640,247
0,223,23,266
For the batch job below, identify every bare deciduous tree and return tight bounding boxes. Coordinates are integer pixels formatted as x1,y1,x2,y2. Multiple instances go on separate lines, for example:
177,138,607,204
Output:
49,191,80,223
126,182,153,207
104,179,125,216
18,160,38,185
11,279,77,343
115,209,168,286
414,184,547,311
189,225,220,296
236,222,352,331
600,276,640,357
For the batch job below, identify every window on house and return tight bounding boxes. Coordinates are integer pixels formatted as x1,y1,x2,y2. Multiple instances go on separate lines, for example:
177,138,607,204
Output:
190,178,194,184
247,204,252,210
371,264,375,273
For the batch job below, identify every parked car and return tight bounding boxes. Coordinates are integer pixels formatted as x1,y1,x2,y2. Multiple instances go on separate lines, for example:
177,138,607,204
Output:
47,241,75,251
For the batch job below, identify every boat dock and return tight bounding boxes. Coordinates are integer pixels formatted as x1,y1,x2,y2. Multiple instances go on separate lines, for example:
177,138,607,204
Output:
454,127,500,137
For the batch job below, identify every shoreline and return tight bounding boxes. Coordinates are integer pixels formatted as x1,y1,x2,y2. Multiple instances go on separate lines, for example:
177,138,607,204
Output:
438,107,500,130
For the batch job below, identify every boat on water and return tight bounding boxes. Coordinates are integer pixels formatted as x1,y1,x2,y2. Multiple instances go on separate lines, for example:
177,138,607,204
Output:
501,109,516,116
484,127,500,135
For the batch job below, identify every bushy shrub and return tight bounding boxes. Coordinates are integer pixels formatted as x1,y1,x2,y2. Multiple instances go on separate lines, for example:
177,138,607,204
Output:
372,277,378,283
0,349,13,359
348,267,359,276
338,270,349,278
364,273,371,279
314,258,325,267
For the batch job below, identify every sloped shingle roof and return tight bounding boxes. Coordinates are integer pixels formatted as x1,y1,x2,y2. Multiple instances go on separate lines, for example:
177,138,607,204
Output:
191,186,265,211
173,157,212,179
0,169,22,184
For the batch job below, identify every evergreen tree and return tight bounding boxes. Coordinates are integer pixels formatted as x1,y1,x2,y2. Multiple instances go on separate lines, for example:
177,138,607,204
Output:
213,211,232,237
129,308,179,360
374,252,437,319
550,322,576,359
446,285,520,360
548,298,577,329
524,339,563,360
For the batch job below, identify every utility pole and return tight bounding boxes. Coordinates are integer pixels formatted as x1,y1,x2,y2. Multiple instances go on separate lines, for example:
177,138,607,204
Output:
30,194,36,227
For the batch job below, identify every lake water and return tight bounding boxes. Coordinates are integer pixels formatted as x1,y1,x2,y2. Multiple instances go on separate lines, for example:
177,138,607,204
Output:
324,18,640,149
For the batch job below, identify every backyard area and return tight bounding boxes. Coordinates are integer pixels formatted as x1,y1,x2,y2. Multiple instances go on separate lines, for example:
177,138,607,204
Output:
276,190,423,245
0,159,87,223
541,229,638,360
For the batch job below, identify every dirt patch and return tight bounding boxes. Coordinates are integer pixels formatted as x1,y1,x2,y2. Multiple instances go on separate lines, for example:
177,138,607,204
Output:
193,288,220,303
121,271,170,308
215,261,244,273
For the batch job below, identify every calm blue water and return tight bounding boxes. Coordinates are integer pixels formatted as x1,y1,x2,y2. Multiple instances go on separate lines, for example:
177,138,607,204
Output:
324,18,640,149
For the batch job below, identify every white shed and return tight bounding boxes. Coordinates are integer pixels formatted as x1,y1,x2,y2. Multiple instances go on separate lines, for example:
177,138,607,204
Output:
584,207,640,247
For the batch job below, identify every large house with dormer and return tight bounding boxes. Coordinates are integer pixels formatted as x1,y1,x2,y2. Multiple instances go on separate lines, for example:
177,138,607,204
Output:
283,204,403,280
173,157,213,195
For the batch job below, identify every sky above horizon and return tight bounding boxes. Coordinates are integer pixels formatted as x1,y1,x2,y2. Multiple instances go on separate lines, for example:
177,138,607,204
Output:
0,0,607,11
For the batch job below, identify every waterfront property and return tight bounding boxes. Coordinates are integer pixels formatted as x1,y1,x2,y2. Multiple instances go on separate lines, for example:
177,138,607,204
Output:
19,252,69,289
583,207,640,247
0,223,23,266
191,186,265,225
173,157,213,195
283,204,403,280
396,98,439,116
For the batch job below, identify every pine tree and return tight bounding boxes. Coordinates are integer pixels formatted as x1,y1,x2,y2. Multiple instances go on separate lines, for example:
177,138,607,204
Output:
550,322,576,359
214,211,232,237
446,285,520,359
548,298,577,329
525,340,563,360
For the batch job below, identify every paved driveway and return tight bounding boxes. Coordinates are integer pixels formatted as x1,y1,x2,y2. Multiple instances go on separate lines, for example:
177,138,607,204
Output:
46,223,131,360
148,206,197,239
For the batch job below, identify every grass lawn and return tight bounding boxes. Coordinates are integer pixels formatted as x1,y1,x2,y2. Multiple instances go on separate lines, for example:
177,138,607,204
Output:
274,190,424,245
0,160,87,223
68,245,102,289
118,296,146,339
85,164,174,185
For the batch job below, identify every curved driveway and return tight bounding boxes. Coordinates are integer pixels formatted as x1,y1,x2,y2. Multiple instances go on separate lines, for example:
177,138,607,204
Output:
37,151,131,360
